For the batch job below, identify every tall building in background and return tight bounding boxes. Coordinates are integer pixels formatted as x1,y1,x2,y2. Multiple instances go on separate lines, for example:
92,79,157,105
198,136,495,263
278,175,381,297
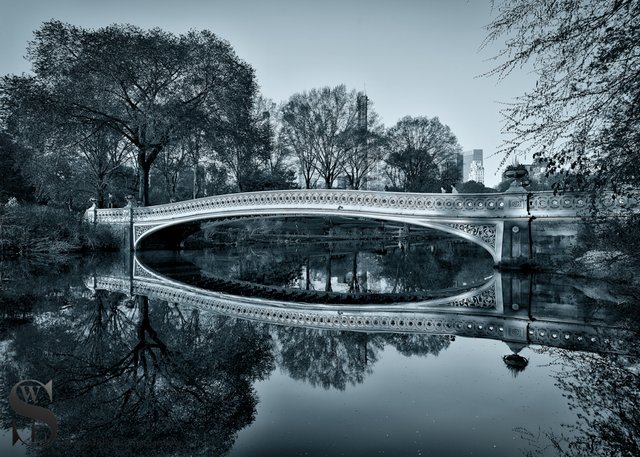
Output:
462,149,484,183
357,93,368,132
468,160,484,183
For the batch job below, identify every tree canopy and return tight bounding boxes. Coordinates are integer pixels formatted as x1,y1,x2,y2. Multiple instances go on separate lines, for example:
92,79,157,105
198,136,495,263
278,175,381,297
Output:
1,21,257,206
485,0,639,195
281,85,362,189
384,116,461,192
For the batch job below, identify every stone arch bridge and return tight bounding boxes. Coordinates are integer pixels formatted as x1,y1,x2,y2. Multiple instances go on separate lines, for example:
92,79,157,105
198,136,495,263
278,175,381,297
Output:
86,188,633,266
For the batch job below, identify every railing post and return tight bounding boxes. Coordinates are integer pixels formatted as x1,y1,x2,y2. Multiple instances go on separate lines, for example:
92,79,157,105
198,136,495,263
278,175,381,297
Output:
125,195,136,251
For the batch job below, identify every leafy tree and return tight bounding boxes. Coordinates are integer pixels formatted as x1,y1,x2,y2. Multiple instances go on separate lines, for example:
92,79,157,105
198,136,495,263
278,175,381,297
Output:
152,141,191,203
279,96,318,189
256,97,299,191
220,96,298,192
484,0,640,195
204,162,235,196
1,20,256,206
75,127,133,208
281,85,361,189
0,133,34,203
384,116,461,192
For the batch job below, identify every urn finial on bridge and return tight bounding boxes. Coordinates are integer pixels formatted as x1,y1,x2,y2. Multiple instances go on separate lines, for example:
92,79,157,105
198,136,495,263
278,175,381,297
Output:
86,197,98,223
503,165,531,192
125,195,137,208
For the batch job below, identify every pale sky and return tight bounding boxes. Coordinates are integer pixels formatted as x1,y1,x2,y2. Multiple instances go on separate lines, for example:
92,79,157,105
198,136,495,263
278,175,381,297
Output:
0,0,535,186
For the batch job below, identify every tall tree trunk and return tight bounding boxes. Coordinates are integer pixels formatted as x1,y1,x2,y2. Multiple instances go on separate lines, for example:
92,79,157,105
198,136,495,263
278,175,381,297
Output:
325,254,332,292
325,176,333,189
138,162,151,206
137,144,163,206
96,180,106,209
193,165,198,199
349,251,359,293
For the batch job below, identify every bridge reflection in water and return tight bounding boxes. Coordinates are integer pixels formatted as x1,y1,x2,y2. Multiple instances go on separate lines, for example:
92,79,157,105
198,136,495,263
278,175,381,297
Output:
86,254,633,359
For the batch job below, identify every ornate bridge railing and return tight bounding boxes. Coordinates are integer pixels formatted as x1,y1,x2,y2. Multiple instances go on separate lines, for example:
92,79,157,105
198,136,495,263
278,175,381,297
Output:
85,188,634,264
88,189,627,224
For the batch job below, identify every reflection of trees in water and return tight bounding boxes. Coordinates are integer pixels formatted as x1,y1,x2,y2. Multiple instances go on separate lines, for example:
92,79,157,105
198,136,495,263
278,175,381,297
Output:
0,281,457,454
274,327,382,390
517,303,640,457
518,349,640,457
183,238,494,293
0,258,117,429
348,252,361,293
185,246,303,288
235,247,303,287
1,289,276,456
273,326,452,390
378,242,492,293
6,256,640,455
0,258,95,330
381,333,452,357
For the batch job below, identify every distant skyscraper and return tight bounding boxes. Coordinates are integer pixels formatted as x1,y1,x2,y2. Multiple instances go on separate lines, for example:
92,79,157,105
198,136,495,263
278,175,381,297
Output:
357,93,368,132
462,149,484,183
468,160,484,183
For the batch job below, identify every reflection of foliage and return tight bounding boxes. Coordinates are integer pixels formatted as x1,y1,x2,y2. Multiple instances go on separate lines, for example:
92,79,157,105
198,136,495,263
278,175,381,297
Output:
382,246,447,292
184,245,303,288
1,287,275,456
235,247,303,287
382,334,452,357
54,298,274,456
0,257,114,336
378,242,493,293
516,304,640,456
518,348,640,457
275,327,384,390
274,328,454,390
180,236,494,295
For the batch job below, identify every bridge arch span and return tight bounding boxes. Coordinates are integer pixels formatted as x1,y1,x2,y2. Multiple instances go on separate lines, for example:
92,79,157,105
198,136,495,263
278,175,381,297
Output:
87,188,624,267
134,208,501,261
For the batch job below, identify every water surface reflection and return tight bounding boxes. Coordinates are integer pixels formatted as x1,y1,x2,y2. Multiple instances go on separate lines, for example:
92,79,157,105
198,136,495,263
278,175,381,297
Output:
0,254,638,456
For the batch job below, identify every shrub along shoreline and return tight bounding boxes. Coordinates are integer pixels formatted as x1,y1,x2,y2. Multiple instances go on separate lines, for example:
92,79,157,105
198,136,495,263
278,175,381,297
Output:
0,203,118,255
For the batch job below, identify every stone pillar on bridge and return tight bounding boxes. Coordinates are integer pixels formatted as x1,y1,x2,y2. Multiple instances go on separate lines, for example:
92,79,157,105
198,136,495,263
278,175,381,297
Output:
500,219,533,267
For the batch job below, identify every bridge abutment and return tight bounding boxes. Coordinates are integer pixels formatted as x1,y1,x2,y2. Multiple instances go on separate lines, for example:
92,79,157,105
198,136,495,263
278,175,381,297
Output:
499,219,534,268
499,218,582,270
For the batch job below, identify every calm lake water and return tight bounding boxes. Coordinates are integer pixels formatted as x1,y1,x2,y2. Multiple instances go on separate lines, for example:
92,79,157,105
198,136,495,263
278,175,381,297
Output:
1,226,639,456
